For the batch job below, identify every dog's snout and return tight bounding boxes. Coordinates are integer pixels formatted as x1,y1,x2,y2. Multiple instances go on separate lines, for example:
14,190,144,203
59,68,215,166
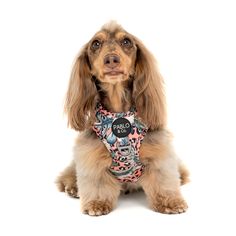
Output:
104,54,120,68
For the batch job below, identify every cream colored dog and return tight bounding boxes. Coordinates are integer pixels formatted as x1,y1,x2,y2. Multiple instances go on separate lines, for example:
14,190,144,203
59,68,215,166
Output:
56,22,189,216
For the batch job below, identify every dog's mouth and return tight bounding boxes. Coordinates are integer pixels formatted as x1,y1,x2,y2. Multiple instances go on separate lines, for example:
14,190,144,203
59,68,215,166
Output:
104,69,124,77
105,71,123,76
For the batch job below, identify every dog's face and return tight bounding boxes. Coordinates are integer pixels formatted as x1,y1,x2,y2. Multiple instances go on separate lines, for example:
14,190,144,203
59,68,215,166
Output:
87,29,137,84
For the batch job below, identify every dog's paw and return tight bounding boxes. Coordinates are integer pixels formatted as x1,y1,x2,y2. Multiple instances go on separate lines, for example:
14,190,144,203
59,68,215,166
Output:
152,195,188,214
55,176,79,198
83,200,112,216
65,185,79,198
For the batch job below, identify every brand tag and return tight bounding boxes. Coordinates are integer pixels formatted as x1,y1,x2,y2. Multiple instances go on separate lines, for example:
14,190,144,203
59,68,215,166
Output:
112,118,131,138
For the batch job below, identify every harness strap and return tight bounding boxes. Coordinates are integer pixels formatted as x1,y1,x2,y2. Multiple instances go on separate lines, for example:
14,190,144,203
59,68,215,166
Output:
93,103,148,183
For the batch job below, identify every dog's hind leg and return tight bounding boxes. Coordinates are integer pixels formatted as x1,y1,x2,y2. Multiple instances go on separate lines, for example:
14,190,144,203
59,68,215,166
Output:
55,161,79,198
178,161,190,185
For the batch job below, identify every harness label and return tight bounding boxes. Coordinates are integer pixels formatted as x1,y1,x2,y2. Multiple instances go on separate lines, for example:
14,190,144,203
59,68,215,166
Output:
112,118,131,138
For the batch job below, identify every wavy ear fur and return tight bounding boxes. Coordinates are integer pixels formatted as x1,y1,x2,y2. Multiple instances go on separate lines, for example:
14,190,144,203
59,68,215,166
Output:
133,37,167,130
65,45,97,131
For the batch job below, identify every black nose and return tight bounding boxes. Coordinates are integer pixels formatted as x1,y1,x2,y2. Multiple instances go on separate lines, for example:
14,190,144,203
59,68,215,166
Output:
104,54,120,68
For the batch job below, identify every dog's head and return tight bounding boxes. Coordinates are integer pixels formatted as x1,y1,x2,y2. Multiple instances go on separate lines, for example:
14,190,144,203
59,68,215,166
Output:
65,21,166,131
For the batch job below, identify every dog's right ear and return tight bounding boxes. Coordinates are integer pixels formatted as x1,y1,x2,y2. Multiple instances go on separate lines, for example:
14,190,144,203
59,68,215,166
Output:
65,45,97,131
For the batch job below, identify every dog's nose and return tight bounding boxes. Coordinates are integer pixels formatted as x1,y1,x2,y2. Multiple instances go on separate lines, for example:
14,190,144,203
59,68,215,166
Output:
104,54,120,68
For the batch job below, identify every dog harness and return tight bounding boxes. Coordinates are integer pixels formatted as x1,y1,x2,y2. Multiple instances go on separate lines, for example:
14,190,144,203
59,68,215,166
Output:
93,103,148,183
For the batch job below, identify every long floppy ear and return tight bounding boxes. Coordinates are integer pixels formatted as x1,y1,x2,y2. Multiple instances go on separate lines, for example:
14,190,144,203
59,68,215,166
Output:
133,38,167,130
65,45,97,131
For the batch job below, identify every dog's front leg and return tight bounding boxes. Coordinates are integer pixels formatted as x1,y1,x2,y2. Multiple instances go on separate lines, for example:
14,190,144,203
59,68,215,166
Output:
77,171,120,216
74,134,120,216
139,157,188,214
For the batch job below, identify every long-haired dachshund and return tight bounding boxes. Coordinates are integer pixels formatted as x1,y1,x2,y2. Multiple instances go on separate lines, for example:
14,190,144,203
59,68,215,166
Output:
56,21,189,216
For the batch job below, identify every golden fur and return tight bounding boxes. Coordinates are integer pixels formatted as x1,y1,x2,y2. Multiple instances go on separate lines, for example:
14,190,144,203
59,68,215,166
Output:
56,21,189,216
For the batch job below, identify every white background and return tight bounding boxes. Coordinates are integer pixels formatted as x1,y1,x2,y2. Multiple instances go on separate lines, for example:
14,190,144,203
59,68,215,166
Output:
0,0,236,235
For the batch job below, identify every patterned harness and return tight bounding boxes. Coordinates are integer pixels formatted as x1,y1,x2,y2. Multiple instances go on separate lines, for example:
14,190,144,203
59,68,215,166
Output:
93,103,148,183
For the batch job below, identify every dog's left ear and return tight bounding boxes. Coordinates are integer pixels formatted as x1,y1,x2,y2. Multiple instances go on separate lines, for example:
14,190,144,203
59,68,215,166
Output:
65,45,98,131
133,37,167,130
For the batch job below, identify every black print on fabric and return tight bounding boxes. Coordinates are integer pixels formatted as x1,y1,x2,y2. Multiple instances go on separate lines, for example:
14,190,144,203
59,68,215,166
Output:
112,118,132,138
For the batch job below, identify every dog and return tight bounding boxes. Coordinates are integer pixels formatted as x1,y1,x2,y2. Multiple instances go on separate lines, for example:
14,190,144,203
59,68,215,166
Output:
56,21,189,216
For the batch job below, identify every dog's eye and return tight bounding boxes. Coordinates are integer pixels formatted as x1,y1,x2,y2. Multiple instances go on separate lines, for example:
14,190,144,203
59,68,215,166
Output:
121,38,132,47
91,40,102,50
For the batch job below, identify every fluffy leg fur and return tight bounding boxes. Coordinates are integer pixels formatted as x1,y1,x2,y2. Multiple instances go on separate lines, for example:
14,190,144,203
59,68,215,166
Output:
139,130,188,214
74,131,121,216
56,129,189,214
56,161,79,198
179,162,190,185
